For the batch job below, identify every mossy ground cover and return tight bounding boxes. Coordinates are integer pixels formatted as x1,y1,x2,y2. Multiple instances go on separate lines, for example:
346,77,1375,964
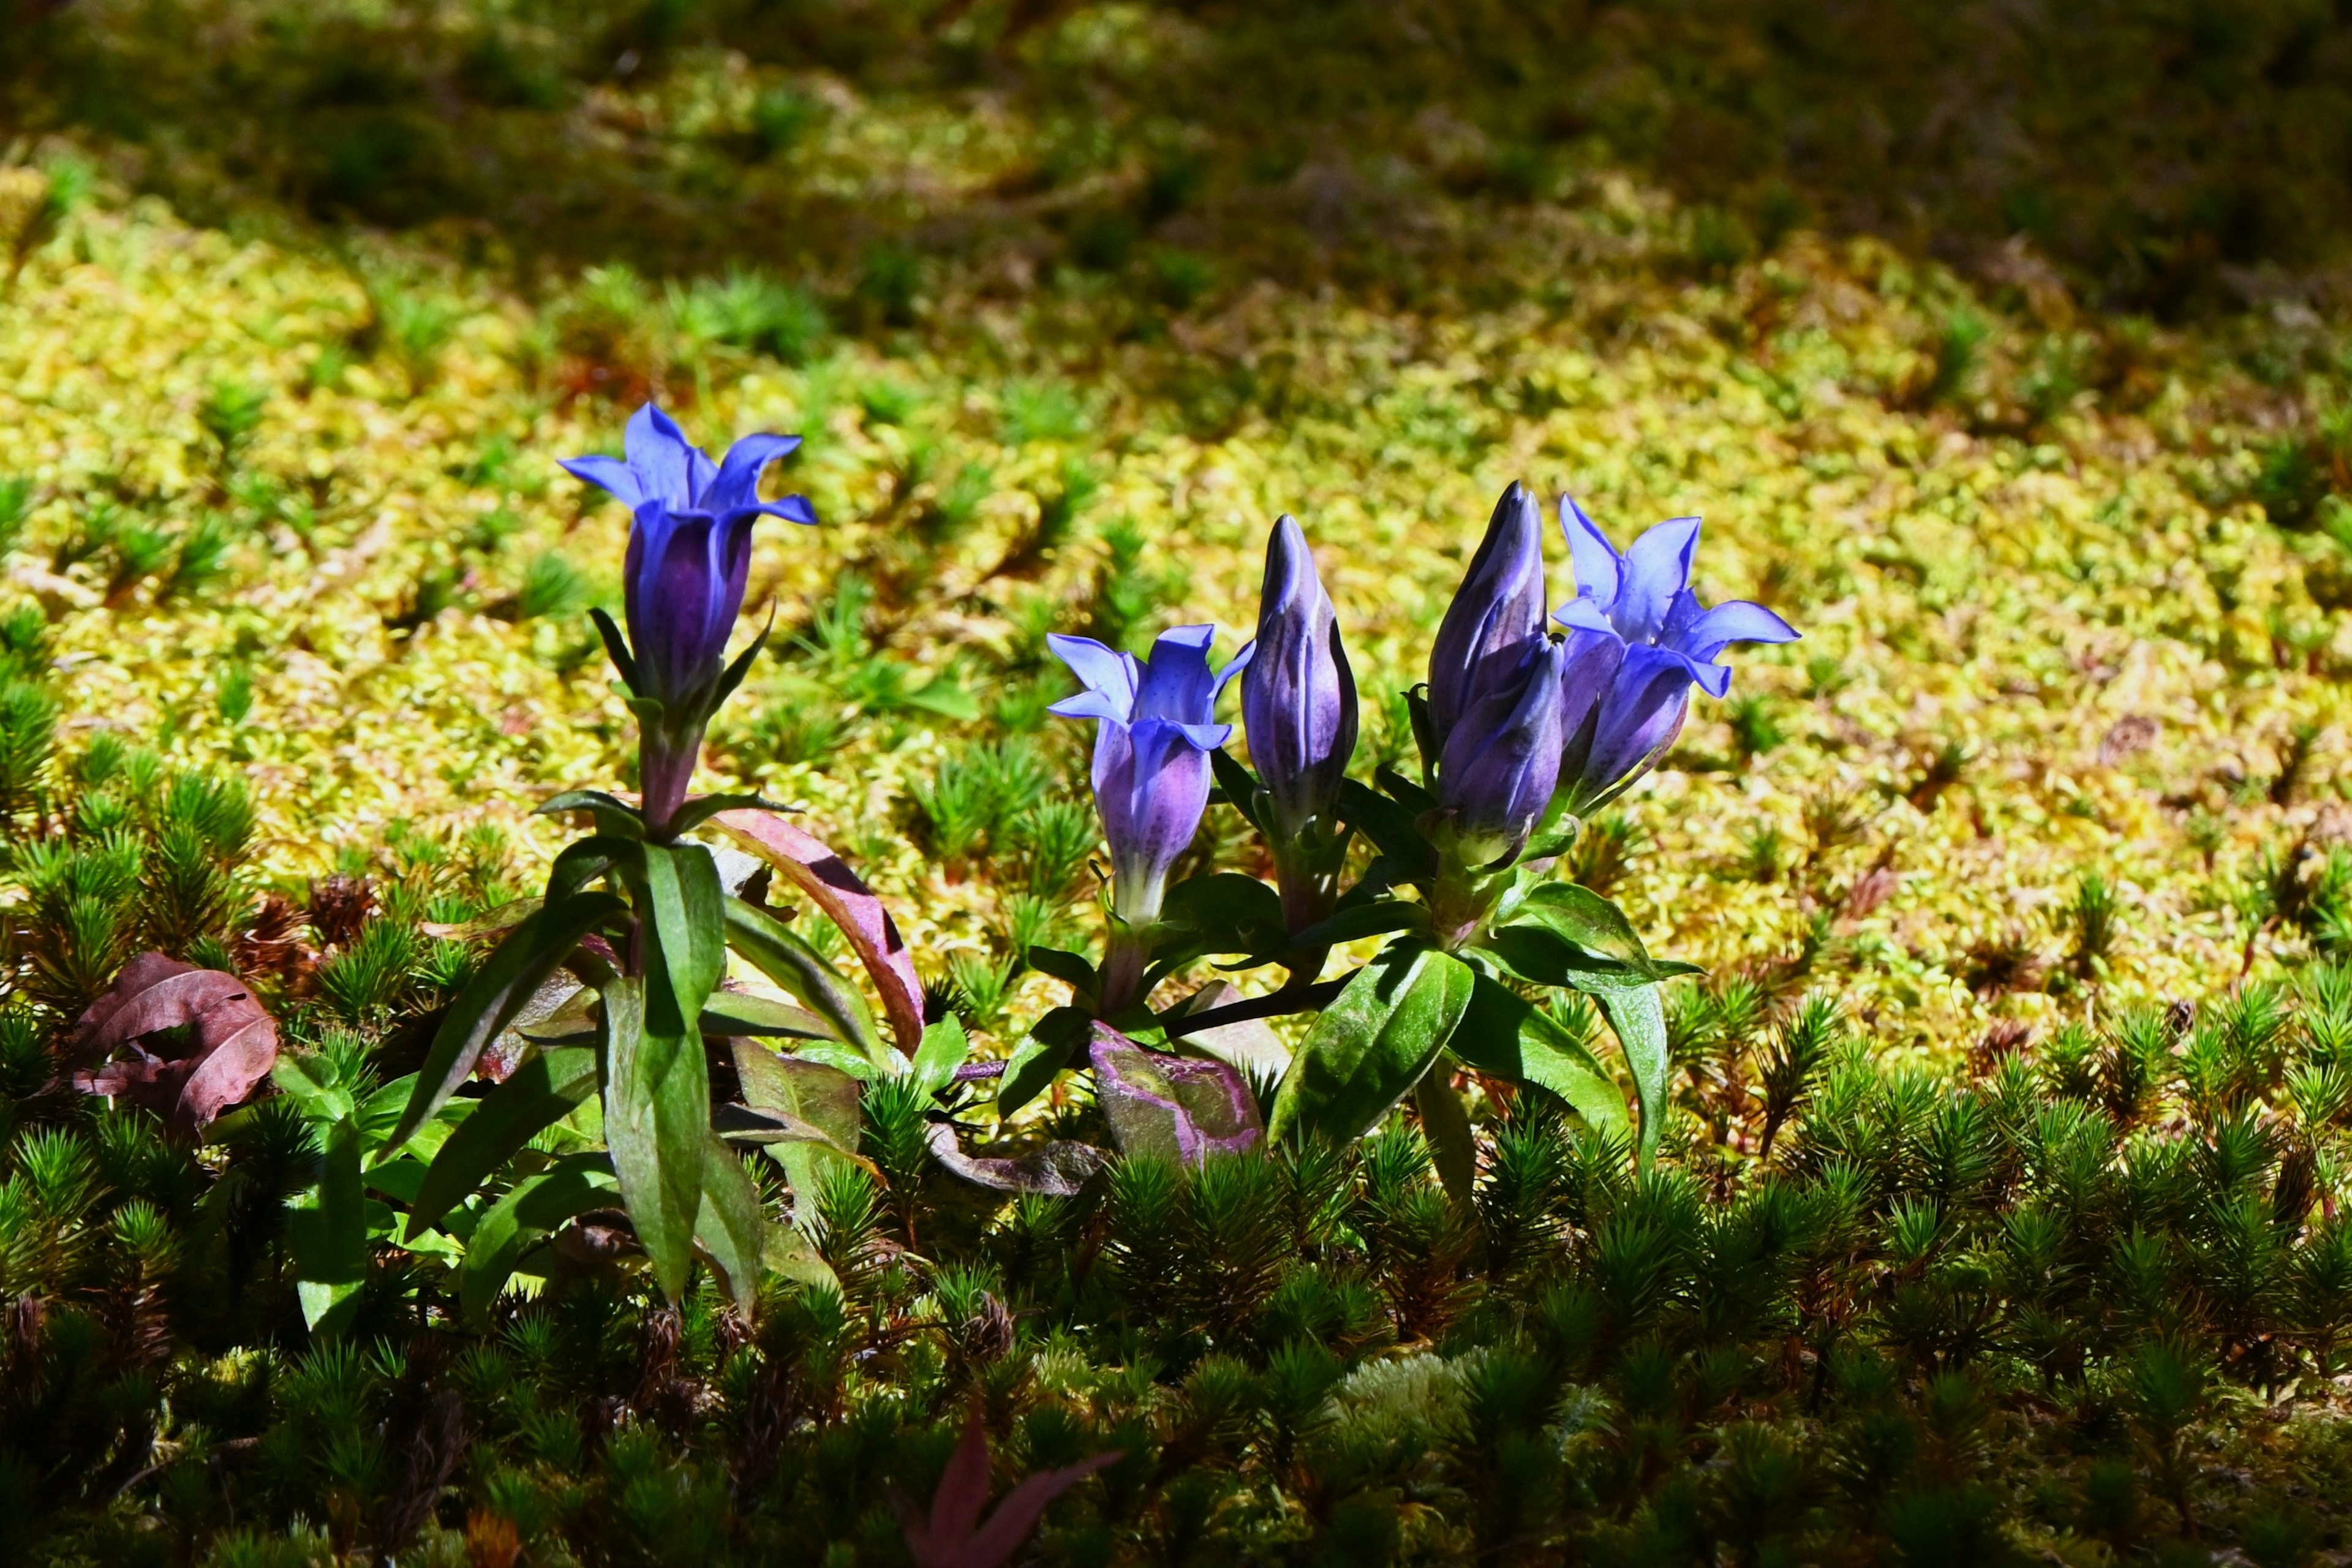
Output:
2,4,2352,1563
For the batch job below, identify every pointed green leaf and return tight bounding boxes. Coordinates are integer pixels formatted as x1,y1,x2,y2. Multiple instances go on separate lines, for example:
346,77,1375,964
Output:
1267,941,1474,1145
1493,882,1700,984
696,1136,769,1313
1209,749,1265,832
385,892,625,1153
1026,946,1099,1000
405,1046,599,1238
1374,766,1437,815
1575,974,1668,1170
459,1155,618,1325
1286,900,1433,951
701,990,838,1041
1161,872,1287,957
1338,778,1436,878
1414,1068,1476,1207
733,1039,870,1195
723,895,890,1066
289,1115,366,1334
589,606,638,692
601,973,706,1302
538,790,646,840
998,1006,1089,1117
1447,974,1628,1142
638,842,725,1036
664,792,793,838
913,1015,970,1099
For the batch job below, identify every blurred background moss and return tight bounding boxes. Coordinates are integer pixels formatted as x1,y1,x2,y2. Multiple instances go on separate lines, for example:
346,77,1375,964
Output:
9,0,2351,317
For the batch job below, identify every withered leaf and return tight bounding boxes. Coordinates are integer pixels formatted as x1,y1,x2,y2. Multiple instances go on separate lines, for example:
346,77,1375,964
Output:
70,952,280,1133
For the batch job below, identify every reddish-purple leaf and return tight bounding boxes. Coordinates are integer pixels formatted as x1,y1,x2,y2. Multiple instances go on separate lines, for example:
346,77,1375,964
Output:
925,1123,1107,1198
69,952,280,1133
902,1403,1121,1568
1090,1023,1262,1165
713,809,926,1055
951,1452,1124,1568
931,1406,995,1555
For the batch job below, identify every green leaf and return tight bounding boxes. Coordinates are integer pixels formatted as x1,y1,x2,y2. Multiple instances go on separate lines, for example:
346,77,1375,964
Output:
1161,872,1287,957
385,891,625,1152
664,792,793,839
1576,974,1668,1170
538,790,646,840
1209,749,1265,832
913,1015,970,1099
288,1117,368,1334
1286,900,1433,951
706,626,769,717
601,972,706,1302
589,606,638,692
1026,946,1099,1000
459,1155,618,1325
998,1006,1090,1117
1491,881,1700,983
1414,1068,1476,1207
723,895,891,1066
271,1054,355,1126
545,834,640,905
695,1136,770,1313
1336,778,1437,878
1446,974,1629,1142
1374,766,1437,815
733,1039,870,1196
1267,941,1474,1144
638,842,725,1036
700,991,838,1041
405,1046,599,1238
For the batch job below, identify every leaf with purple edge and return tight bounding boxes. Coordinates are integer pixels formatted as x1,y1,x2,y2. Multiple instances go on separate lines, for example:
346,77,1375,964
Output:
1090,1023,1263,1164
712,809,928,1054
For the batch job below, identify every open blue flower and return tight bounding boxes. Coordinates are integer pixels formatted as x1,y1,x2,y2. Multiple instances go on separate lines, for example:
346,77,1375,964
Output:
562,404,815,717
562,404,813,830
1049,627,1254,929
1552,497,1798,812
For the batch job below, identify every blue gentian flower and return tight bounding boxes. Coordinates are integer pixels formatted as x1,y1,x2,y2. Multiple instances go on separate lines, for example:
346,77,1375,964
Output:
1553,497,1798,813
1049,626,1254,930
1241,516,1357,929
1427,484,1549,748
562,403,813,831
1436,635,1569,867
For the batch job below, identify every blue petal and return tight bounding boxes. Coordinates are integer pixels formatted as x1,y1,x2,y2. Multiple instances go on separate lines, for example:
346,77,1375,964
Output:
1136,624,1220,726
1428,484,1549,742
1047,634,1138,716
624,404,710,510
1558,624,1627,734
760,494,819,526
1214,638,1256,698
704,433,804,518
1671,599,1800,663
1613,516,1702,644
559,455,646,510
1050,690,1134,725
1553,594,1616,635
1559,495,1623,610
1175,722,1235,750
1580,644,1697,796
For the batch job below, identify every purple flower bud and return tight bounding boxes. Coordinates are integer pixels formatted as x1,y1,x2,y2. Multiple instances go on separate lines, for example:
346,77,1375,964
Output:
1427,483,1548,746
562,404,814,829
1048,625,1253,926
1552,496,1798,814
1435,636,1569,867
1241,516,1357,840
